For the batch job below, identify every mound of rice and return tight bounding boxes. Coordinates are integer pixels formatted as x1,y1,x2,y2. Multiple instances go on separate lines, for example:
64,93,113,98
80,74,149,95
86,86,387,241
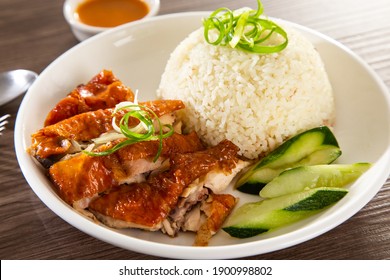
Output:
157,25,335,159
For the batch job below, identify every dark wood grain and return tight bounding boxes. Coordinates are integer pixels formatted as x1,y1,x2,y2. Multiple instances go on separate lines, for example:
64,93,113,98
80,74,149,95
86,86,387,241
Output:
0,0,389,260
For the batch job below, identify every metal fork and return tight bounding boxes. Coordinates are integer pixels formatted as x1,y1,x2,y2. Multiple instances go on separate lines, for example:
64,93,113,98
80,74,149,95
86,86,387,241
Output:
0,114,10,135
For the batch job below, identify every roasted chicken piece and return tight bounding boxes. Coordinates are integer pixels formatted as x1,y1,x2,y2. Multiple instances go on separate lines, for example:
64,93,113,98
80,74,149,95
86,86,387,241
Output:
164,159,249,236
49,132,204,209
193,193,237,246
88,140,243,238
29,99,185,166
44,70,135,126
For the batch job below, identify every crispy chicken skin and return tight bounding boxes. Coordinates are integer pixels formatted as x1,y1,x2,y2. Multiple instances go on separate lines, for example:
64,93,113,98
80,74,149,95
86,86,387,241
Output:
89,177,185,230
29,99,185,161
193,193,237,246
88,140,240,231
49,132,204,208
44,70,135,126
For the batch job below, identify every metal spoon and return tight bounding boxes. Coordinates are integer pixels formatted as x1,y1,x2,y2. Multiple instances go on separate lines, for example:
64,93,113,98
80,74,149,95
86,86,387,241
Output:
0,69,38,106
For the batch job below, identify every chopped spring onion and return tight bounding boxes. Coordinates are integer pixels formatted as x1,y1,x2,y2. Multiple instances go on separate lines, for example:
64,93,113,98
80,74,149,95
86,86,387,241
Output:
83,101,174,162
203,0,288,53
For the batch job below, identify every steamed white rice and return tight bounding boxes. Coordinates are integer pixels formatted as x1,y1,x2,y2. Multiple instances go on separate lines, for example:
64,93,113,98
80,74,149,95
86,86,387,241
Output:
157,25,335,159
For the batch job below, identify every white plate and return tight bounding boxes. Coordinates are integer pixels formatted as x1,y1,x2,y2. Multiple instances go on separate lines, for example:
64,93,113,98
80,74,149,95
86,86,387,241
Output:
15,12,390,259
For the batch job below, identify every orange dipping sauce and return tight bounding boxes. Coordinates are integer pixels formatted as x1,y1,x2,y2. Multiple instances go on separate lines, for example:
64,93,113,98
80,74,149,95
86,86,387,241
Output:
75,0,150,28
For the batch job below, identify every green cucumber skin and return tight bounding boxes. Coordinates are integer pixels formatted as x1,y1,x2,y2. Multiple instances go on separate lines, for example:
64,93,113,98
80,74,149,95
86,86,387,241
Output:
223,227,269,238
283,189,347,211
223,209,320,238
253,126,339,170
238,148,342,194
260,163,371,198
235,126,341,194
248,147,342,184
223,188,348,238
236,182,266,194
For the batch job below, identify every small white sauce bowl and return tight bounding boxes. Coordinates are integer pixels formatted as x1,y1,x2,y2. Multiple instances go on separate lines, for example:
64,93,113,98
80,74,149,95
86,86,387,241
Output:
63,0,160,41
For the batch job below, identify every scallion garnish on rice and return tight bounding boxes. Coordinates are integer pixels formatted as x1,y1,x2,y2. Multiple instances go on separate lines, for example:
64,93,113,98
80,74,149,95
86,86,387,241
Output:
83,100,174,162
203,0,288,54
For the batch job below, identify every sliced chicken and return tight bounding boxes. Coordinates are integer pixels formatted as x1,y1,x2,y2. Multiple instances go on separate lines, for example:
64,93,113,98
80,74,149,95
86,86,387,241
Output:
29,99,185,166
89,177,184,231
193,193,237,246
163,159,249,236
88,140,244,234
44,70,135,126
49,132,204,209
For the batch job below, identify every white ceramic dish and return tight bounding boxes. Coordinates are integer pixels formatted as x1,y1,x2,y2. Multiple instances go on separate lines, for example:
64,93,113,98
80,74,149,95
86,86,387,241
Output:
15,12,390,259
63,0,160,41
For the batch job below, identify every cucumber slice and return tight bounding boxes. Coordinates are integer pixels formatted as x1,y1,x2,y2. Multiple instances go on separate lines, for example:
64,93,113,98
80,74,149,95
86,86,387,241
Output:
223,187,348,238
260,163,371,198
235,126,341,194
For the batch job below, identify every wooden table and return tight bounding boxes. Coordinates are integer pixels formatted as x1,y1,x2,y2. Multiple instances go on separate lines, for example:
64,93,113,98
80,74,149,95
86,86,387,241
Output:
1,0,389,260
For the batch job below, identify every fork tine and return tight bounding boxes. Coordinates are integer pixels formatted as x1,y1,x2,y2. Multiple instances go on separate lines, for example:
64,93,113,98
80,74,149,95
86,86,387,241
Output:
0,120,9,127
0,114,11,122
0,114,11,135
